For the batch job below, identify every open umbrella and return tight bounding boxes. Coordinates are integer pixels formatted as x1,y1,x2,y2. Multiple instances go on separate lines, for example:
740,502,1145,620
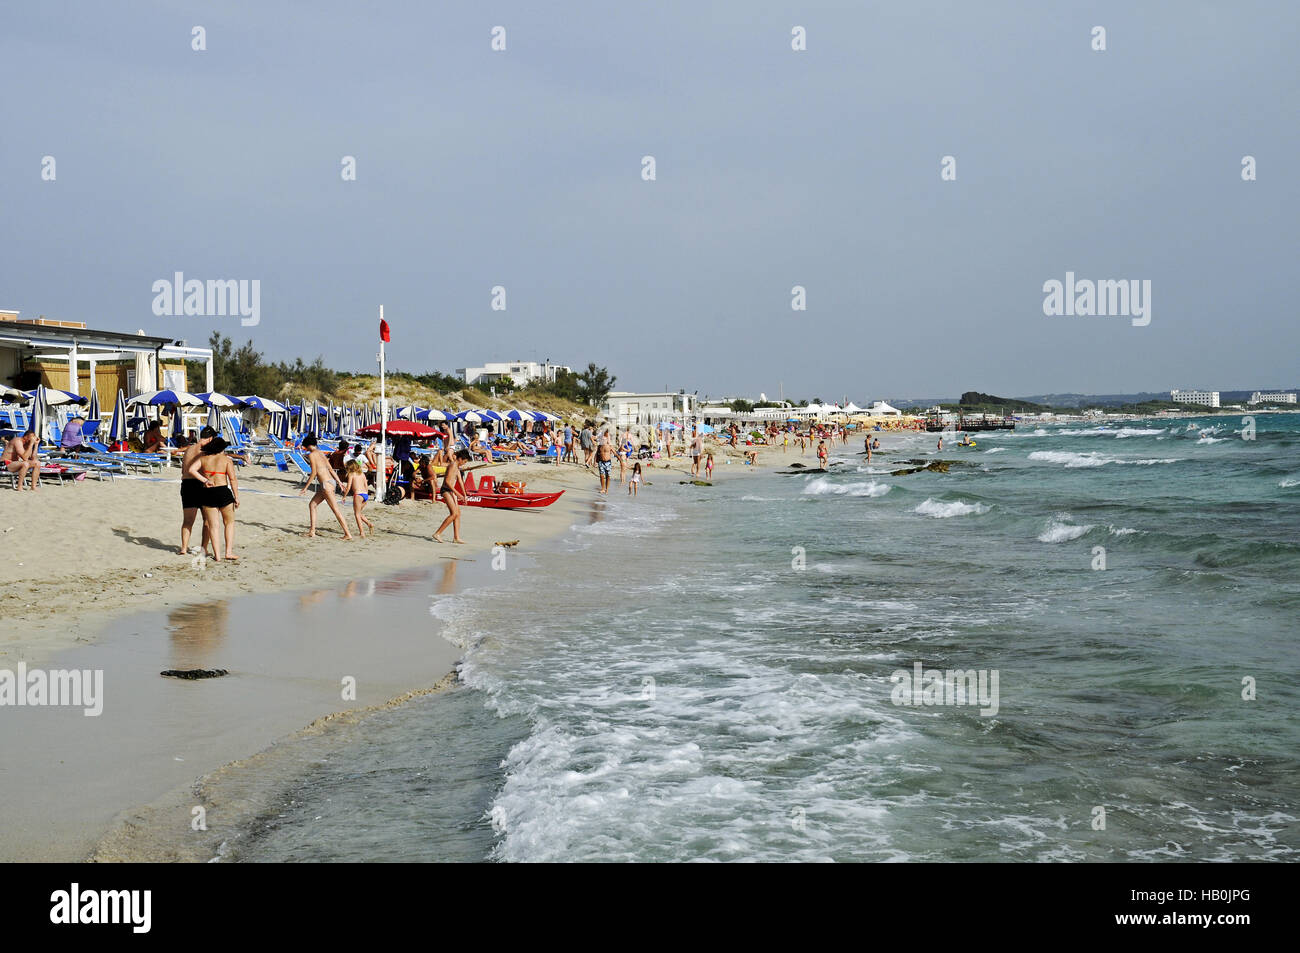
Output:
0,383,30,404
128,389,203,407
416,408,452,422
194,392,245,407
358,420,438,438
25,387,87,406
108,389,129,442
238,395,287,414
457,411,490,424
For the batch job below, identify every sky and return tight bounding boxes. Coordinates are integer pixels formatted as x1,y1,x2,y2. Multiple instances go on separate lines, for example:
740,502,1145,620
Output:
1,1,1296,403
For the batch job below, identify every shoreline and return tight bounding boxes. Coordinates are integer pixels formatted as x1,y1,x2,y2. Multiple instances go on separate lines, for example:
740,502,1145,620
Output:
1,440,807,862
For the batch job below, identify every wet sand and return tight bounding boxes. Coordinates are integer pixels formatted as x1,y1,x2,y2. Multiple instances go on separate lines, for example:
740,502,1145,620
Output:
0,559,502,862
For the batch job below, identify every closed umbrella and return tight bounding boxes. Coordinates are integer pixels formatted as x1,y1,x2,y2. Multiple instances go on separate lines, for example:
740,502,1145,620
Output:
31,385,50,446
207,403,221,430
86,389,101,423
108,389,129,442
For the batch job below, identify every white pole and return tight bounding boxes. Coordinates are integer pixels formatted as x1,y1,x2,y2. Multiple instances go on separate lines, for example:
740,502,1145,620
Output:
378,304,387,498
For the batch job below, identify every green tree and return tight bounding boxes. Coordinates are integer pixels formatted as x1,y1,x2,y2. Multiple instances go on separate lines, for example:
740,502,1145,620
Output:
575,363,616,406
729,399,755,412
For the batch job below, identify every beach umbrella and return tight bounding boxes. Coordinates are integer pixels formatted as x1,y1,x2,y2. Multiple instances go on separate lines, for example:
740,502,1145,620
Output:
25,387,88,406
173,403,186,440
457,411,489,423
0,383,30,404
30,385,50,445
415,408,452,422
479,410,503,421
358,420,437,437
108,389,129,442
303,398,317,434
207,403,221,430
237,395,287,414
128,389,203,407
86,389,101,422
502,409,531,422
276,409,290,441
327,400,336,434
194,392,245,407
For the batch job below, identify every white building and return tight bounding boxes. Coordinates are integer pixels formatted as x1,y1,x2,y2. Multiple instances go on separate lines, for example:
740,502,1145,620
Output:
457,360,571,389
1249,391,1297,405
600,391,698,427
1170,389,1220,409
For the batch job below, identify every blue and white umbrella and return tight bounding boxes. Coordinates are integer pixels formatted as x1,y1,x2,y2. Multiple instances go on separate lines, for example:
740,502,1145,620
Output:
237,395,288,414
194,392,245,408
86,389,101,422
207,402,222,430
457,411,490,424
127,389,204,407
108,389,129,442
25,387,88,406
416,408,452,422
0,384,29,404
502,409,531,422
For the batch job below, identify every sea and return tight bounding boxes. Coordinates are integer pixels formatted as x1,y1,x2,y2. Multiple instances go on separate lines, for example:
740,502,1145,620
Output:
215,414,1300,862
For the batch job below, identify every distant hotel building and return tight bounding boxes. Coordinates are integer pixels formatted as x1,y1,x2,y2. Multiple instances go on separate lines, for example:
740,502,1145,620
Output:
457,360,571,389
1170,389,1220,409
600,391,698,427
1249,391,1297,405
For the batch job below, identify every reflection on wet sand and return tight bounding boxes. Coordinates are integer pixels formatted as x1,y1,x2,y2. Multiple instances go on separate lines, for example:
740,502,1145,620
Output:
166,601,230,669
436,559,457,595
587,501,606,525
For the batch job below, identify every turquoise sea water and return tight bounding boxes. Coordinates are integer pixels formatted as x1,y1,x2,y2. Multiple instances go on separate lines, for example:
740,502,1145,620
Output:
232,414,1300,862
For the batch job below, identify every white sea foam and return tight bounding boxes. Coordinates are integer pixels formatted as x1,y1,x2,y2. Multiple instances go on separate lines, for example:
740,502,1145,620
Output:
1038,517,1094,542
802,476,890,497
1028,450,1179,468
1196,435,1225,444
913,498,989,518
1109,526,1140,536
984,447,1007,454
1280,479,1300,488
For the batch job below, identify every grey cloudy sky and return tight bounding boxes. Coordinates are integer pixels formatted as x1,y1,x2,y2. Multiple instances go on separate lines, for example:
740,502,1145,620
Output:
2,1,1296,402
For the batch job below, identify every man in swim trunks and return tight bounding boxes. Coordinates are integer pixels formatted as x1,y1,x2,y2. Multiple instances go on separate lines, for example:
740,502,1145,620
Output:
595,432,615,494
689,429,703,476
2,429,39,491
179,425,218,553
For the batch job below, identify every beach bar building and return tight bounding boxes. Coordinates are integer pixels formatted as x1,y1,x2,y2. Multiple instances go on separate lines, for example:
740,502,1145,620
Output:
0,311,213,406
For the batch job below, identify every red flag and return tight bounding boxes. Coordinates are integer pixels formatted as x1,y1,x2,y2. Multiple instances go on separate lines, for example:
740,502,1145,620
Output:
380,319,390,342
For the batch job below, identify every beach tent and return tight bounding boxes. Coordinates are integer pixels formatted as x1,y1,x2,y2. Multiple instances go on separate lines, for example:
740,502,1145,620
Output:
867,401,902,415
108,389,129,442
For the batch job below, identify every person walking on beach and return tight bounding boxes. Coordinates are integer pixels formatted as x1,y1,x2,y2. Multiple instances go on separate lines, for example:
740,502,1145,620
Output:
580,423,595,467
179,425,217,554
2,428,39,491
197,438,240,562
342,461,375,538
689,429,703,476
434,448,471,544
817,439,829,470
299,433,353,540
628,461,642,496
595,432,615,494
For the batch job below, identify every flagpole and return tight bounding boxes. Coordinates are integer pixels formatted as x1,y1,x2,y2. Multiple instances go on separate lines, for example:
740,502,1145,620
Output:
378,305,387,499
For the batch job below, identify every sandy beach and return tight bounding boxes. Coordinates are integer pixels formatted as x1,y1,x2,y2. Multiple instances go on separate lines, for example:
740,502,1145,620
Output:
0,435,824,861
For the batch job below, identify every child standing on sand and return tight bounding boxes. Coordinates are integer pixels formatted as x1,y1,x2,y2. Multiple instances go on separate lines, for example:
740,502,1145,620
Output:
704,452,714,480
628,461,642,496
343,461,375,538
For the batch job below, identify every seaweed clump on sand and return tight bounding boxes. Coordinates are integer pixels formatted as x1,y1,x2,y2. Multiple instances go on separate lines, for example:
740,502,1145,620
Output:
161,669,230,680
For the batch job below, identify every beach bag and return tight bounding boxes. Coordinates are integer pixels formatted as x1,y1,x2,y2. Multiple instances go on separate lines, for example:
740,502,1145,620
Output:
382,484,403,506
